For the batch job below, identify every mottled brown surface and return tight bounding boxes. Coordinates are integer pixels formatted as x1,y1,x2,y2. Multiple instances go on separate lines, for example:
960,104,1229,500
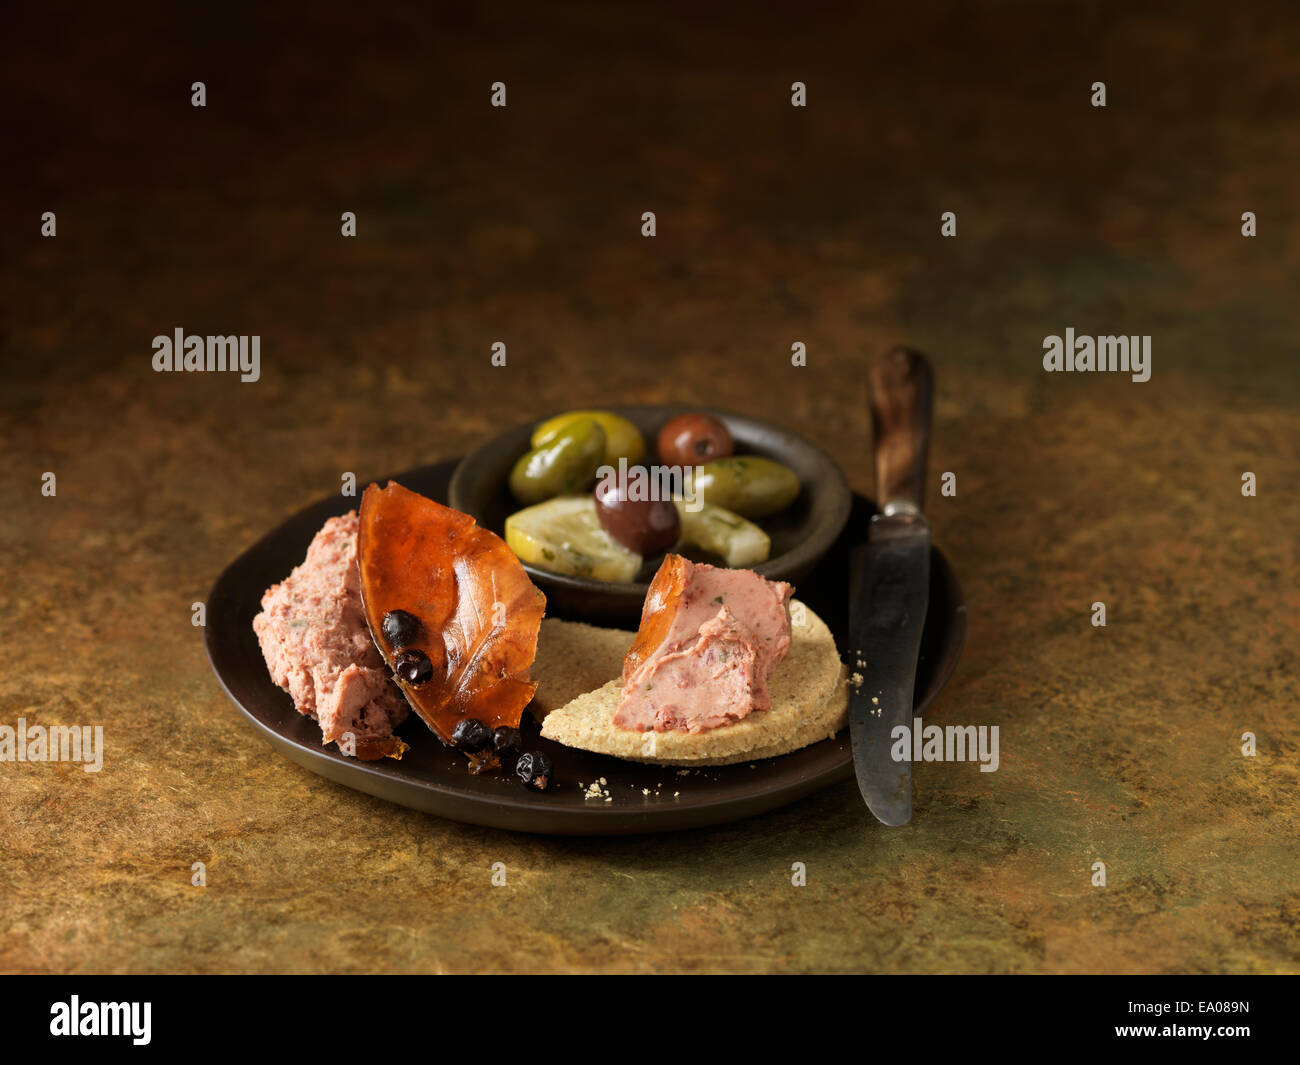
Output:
1,1,1296,973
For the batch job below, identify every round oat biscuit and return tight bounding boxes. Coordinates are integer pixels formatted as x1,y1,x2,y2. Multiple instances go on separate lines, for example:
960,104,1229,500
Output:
537,601,846,765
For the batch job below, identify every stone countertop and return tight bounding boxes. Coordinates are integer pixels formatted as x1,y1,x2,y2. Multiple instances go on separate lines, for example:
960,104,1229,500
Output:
1,1,1296,973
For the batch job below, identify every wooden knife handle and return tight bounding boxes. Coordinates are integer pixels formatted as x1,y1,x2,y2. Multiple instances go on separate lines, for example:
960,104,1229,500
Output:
869,346,933,510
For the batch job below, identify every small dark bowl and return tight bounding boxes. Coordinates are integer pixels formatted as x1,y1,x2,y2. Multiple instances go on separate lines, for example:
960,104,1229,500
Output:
449,405,852,621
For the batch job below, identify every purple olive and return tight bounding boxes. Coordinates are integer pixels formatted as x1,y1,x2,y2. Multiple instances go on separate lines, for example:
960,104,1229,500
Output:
594,475,680,556
657,413,734,468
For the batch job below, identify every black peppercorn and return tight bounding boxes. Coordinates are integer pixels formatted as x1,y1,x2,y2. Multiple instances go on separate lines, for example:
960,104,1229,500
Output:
381,609,421,649
492,725,522,754
452,717,493,753
391,648,433,686
515,751,553,791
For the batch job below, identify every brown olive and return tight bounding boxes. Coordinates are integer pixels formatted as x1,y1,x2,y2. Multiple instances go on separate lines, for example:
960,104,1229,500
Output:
657,413,734,468
593,474,680,556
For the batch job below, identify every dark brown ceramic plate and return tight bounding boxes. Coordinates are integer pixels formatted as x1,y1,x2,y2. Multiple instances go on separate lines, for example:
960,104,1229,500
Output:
448,405,853,620
206,459,965,835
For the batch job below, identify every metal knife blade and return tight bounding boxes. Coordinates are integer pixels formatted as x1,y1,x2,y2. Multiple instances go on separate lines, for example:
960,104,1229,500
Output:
853,345,935,826
849,507,930,826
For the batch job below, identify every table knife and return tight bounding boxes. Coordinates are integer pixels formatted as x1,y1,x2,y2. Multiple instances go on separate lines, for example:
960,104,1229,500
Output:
850,347,934,826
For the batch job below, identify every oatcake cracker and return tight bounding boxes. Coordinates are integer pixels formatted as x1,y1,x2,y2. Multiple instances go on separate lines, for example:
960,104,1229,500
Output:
537,600,847,765
529,618,634,718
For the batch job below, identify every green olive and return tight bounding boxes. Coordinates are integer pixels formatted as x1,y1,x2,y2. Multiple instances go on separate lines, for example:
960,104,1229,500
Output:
532,410,646,466
509,419,607,504
690,456,800,518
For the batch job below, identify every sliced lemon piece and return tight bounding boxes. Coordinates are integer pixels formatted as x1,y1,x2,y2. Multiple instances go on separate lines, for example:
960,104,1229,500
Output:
674,500,771,567
505,496,643,582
